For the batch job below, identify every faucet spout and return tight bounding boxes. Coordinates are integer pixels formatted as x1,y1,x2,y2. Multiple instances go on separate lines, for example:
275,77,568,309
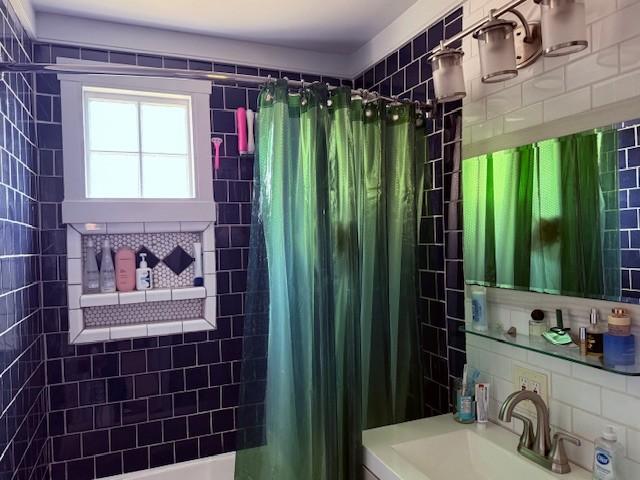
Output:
498,390,551,456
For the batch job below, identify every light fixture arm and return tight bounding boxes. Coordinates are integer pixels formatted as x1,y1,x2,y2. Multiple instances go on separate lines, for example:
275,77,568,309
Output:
506,8,533,42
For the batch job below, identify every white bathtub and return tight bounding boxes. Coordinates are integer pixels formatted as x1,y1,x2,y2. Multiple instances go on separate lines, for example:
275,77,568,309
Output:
107,452,235,480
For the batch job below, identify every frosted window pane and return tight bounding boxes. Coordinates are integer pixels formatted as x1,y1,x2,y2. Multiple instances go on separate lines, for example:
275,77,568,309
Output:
87,98,139,152
87,152,140,198
142,154,192,198
141,103,189,155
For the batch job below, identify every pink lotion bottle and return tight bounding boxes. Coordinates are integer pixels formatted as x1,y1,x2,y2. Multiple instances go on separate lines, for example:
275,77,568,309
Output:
115,247,136,292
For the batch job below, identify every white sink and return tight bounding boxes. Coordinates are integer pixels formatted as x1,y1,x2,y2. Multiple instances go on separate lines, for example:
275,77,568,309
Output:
393,429,553,480
363,415,591,480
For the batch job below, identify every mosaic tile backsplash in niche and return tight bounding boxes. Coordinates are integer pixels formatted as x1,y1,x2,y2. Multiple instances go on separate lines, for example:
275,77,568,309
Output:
0,1,49,479
84,299,203,328
81,231,200,290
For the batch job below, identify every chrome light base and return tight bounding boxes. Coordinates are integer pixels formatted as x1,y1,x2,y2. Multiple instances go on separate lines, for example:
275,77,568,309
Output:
515,22,543,69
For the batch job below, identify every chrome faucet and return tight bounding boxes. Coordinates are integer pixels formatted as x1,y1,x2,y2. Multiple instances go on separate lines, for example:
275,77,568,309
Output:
499,390,581,474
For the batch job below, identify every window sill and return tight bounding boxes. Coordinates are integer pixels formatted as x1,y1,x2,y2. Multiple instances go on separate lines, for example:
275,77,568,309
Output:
62,199,216,224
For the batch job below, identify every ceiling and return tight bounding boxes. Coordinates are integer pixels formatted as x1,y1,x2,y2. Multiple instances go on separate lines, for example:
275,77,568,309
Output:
31,0,419,53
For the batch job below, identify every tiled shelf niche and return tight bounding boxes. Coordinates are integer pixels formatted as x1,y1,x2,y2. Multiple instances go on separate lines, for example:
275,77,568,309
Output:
66,221,216,344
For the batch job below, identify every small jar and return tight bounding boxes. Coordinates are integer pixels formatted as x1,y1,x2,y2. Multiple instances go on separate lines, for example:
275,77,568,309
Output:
529,309,548,337
608,308,631,336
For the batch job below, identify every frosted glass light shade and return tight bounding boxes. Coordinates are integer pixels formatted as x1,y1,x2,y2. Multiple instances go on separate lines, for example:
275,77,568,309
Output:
535,0,588,56
431,48,466,103
473,18,518,83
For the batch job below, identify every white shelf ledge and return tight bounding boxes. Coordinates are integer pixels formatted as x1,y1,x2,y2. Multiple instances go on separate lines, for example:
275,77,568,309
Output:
73,318,215,344
79,287,206,308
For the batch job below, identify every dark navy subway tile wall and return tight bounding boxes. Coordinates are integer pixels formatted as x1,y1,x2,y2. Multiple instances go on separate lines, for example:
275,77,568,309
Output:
0,1,49,480
618,118,640,298
354,5,465,416
33,40,350,478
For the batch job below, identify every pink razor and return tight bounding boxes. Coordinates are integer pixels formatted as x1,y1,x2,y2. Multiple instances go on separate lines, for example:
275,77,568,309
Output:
236,108,248,154
212,137,223,170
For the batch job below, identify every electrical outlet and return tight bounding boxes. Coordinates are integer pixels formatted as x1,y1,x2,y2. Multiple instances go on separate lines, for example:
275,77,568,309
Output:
511,366,549,417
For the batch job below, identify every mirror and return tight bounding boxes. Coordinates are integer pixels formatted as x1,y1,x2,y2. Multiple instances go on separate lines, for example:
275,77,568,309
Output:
462,118,640,304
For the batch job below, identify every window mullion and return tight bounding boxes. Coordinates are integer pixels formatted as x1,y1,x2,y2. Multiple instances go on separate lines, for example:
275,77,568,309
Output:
137,100,144,198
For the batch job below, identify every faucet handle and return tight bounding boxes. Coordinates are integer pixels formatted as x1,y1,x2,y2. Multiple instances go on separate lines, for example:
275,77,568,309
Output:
512,413,535,450
549,432,581,474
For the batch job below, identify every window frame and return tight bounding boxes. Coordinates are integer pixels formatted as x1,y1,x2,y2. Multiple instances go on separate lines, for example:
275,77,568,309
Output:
59,59,215,224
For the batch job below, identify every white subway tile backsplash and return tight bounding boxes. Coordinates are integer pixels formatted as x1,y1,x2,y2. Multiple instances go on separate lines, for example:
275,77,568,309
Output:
462,99,486,126
549,400,572,432
592,69,640,107
471,117,504,142
602,390,640,429
503,103,544,134
526,351,571,376
543,87,591,122
563,435,594,471
626,377,640,397
522,68,565,106
591,1,640,51
565,46,620,91
486,84,522,119
573,409,626,450
571,364,626,392
620,34,640,71
628,428,640,463
551,374,601,414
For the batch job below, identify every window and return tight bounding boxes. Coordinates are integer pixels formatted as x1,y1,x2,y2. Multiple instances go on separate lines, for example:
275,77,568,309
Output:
84,88,194,199
59,63,214,224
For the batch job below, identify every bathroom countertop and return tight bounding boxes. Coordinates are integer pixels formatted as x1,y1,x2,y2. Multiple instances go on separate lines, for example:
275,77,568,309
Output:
362,414,591,480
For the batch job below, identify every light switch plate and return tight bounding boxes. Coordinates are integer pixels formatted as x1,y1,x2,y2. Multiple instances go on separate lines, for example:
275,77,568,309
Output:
511,365,549,417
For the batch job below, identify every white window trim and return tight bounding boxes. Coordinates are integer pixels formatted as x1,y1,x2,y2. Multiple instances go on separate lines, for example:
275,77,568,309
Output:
58,58,216,224
67,222,217,344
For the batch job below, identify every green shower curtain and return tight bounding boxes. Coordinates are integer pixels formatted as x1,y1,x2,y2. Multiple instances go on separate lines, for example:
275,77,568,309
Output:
235,80,424,480
463,129,619,298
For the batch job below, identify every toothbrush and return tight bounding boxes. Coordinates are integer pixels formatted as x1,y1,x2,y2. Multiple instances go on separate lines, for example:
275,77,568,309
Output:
212,137,223,170
247,109,255,154
461,364,468,396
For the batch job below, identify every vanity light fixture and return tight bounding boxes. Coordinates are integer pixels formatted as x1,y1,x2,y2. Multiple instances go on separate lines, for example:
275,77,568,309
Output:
430,43,466,103
534,0,588,57
473,14,519,83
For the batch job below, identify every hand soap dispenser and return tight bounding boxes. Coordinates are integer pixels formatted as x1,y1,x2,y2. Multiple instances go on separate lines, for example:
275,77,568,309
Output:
136,253,153,290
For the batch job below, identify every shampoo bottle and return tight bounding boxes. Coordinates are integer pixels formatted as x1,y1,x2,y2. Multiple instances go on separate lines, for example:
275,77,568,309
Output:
593,426,622,480
136,253,153,290
83,238,100,293
99,239,116,293
115,247,136,292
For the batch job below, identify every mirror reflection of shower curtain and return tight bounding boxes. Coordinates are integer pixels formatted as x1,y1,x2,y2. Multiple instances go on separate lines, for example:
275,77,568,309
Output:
235,80,424,480
463,128,619,299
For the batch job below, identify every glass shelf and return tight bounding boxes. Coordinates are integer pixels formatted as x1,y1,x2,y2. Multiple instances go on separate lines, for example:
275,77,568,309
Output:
461,326,640,376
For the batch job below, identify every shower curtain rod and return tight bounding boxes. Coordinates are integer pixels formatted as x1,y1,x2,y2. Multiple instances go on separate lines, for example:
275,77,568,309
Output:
0,61,436,113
